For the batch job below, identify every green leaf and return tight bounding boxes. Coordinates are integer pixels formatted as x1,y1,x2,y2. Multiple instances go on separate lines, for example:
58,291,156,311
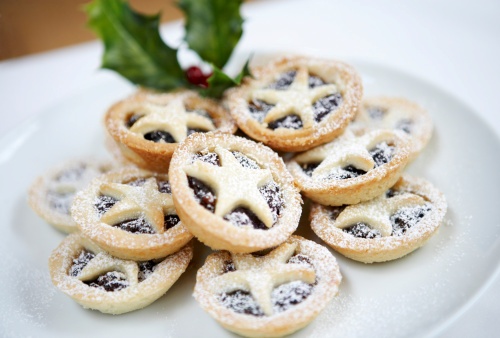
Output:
178,0,244,69
86,0,187,90
202,58,252,98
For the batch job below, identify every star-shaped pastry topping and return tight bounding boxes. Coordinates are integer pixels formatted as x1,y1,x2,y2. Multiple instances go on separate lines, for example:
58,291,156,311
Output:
334,192,426,236
184,146,275,227
50,163,105,195
75,251,139,287
212,243,316,316
295,130,396,179
99,177,174,234
251,66,338,129
130,95,216,142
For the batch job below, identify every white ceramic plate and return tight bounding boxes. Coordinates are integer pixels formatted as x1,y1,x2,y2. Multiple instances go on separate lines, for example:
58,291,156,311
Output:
1,58,499,338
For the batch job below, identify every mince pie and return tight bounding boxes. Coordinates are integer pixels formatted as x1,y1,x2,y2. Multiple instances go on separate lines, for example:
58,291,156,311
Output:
287,129,411,206
49,233,193,314
28,158,114,233
169,132,302,253
193,236,341,337
71,168,192,260
105,90,236,173
350,96,433,160
225,56,363,152
310,175,447,263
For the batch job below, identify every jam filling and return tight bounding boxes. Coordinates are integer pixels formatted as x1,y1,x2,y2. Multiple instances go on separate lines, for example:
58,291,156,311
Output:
369,142,395,167
223,207,268,230
164,214,180,229
343,222,382,239
327,165,367,180
70,250,95,277
272,281,313,313
192,152,220,166
308,75,327,88
95,195,118,216
138,260,157,282
301,162,320,176
268,70,296,90
144,130,176,143
287,254,314,268
268,114,303,130
47,191,72,215
220,290,265,317
328,206,347,221
55,164,87,182
222,260,236,274
188,177,217,212
259,182,284,222
396,119,413,134
126,114,144,128
312,93,343,123
232,151,260,169
367,106,386,120
114,217,155,234
85,271,129,292
248,100,274,122
158,180,171,193
391,203,432,236
126,178,146,187
385,188,401,198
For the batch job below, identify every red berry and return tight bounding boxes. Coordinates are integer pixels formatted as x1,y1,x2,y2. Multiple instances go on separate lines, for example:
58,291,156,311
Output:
186,66,212,88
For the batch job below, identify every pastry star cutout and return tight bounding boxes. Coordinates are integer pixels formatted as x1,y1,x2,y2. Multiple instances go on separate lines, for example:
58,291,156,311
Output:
51,164,104,195
99,177,174,233
335,192,426,236
184,146,275,227
130,95,215,142
76,251,139,287
213,242,315,316
252,66,338,129
295,130,396,179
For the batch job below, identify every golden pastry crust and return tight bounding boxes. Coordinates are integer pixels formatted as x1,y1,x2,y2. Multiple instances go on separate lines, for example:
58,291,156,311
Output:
225,56,363,152
28,158,114,233
193,236,342,337
310,175,447,263
72,168,192,260
351,96,433,160
169,132,302,253
49,233,193,314
105,89,237,173
287,129,411,206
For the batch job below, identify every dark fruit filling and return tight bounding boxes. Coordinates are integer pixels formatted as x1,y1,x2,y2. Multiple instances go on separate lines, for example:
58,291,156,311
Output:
259,182,284,223
188,177,216,212
312,93,343,123
308,75,327,88
328,206,346,221
328,165,367,180
85,271,129,292
193,152,220,166
223,207,268,230
164,214,180,230
126,114,143,128
47,191,72,214
55,164,86,182
369,142,395,167
114,217,155,234
367,106,386,120
268,114,303,130
396,119,413,134
187,128,209,136
343,222,382,239
268,70,296,90
232,151,260,169
144,130,176,143
391,204,432,236
222,260,236,274
248,100,274,122
272,281,313,313
287,254,313,268
220,290,264,317
70,250,95,277
95,195,118,216
385,188,401,198
157,180,171,193
138,260,156,282
126,178,146,187
301,162,320,176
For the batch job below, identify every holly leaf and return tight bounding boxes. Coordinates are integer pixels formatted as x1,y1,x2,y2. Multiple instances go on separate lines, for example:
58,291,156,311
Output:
178,0,244,69
86,0,187,90
202,58,252,98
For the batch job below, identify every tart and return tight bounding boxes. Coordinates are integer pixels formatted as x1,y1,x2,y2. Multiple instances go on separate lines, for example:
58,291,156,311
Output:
105,90,237,173
28,158,113,233
287,129,411,206
169,132,302,253
225,56,363,152
49,233,193,314
193,236,341,337
71,168,192,260
310,175,447,263
351,96,433,160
